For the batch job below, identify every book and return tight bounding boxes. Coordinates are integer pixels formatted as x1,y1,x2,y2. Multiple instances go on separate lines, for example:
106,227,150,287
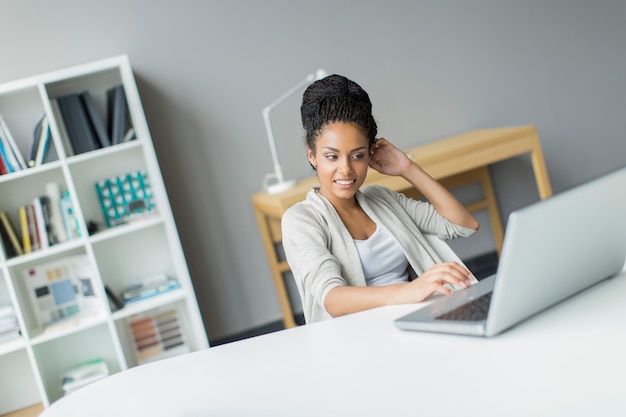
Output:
32,198,47,249
0,211,23,257
28,113,44,167
0,121,25,173
56,93,100,155
32,196,56,249
0,144,8,175
40,195,58,245
107,85,134,144
60,191,81,239
0,113,27,170
28,113,52,167
18,205,31,254
49,98,74,158
79,91,111,148
45,182,68,243
36,116,52,165
26,204,40,252
0,219,14,257
0,211,23,256
22,254,100,330
0,135,14,174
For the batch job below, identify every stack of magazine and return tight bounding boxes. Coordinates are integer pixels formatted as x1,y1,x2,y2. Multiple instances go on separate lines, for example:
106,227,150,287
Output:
122,274,180,305
62,358,109,396
0,305,20,344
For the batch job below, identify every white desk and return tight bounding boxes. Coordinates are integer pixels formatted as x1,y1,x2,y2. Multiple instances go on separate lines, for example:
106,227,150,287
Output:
42,267,626,417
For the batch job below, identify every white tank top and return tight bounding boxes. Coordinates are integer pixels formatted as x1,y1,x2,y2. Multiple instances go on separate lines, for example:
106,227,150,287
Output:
354,225,409,286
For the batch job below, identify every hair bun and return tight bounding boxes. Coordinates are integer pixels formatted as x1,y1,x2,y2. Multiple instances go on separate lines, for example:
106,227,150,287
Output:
301,75,377,149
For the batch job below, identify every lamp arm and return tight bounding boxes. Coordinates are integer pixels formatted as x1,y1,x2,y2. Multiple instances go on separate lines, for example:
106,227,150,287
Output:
261,69,328,193
262,72,316,184
262,107,285,183
264,73,316,112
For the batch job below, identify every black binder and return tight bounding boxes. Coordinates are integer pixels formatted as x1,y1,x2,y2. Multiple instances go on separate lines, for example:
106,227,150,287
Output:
80,91,112,148
56,93,101,155
107,85,133,145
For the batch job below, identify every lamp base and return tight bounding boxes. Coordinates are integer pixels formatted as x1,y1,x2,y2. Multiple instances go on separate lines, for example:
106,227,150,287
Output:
266,179,297,194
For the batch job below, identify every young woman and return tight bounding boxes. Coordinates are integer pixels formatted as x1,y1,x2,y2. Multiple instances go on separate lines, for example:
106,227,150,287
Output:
282,74,479,324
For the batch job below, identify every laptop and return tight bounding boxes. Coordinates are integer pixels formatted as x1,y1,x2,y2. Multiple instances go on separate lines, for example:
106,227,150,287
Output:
395,166,626,337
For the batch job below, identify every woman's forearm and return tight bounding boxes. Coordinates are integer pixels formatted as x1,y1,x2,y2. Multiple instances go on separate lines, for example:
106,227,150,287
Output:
401,163,479,231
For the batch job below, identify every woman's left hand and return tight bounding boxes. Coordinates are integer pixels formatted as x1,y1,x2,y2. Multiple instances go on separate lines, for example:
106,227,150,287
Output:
369,138,414,177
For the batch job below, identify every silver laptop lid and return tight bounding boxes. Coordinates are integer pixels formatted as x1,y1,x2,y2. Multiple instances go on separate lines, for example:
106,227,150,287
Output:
485,166,626,336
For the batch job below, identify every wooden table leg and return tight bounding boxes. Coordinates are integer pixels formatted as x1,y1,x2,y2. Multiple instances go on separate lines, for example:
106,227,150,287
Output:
254,211,296,328
529,135,553,199
477,166,505,255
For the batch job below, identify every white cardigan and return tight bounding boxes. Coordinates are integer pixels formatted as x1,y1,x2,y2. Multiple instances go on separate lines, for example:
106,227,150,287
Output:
281,185,476,324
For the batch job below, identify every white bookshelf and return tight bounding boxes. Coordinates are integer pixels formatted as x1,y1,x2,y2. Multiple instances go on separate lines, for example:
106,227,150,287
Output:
0,56,209,414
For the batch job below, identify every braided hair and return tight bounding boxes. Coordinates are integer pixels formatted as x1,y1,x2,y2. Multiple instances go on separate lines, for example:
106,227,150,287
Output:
300,74,377,153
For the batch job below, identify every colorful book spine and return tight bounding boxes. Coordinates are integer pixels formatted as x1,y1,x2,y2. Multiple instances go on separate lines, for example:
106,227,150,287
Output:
19,206,31,254
32,197,49,249
28,113,52,167
60,191,81,240
0,148,8,175
46,182,68,243
0,211,23,257
0,113,27,170
26,204,40,252
0,138,13,173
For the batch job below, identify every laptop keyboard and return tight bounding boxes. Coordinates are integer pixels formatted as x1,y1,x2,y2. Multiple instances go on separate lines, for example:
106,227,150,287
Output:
435,292,493,321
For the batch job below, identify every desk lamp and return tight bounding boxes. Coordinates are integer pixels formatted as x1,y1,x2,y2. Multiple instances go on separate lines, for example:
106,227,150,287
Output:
262,69,328,194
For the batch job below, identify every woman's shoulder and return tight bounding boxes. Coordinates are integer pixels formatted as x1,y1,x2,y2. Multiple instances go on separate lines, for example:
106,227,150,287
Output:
283,189,326,224
360,184,404,201
282,190,332,240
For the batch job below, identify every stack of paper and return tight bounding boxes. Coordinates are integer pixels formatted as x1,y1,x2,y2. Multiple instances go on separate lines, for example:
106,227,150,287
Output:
0,305,20,344
62,358,109,396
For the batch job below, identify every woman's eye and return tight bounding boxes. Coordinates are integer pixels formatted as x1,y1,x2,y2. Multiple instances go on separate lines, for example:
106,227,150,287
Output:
351,153,365,160
324,154,337,160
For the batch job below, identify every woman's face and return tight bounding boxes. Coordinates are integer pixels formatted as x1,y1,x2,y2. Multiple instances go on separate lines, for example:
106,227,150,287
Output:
307,121,371,207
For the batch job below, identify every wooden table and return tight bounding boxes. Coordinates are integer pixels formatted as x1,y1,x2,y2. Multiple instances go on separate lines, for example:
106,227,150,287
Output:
251,125,552,328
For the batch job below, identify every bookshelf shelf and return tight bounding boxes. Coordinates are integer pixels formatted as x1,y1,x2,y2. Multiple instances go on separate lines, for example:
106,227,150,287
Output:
111,288,187,320
28,312,109,346
0,335,25,355
0,56,208,414
88,215,164,243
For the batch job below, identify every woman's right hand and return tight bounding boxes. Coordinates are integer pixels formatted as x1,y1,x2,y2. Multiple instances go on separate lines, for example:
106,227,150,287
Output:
388,262,474,305
323,262,475,318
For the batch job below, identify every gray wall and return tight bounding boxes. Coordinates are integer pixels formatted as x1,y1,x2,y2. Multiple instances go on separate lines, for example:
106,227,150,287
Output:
1,1,625,341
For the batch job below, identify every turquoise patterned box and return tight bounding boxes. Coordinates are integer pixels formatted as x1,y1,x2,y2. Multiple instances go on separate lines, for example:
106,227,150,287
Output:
95,171,156,227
